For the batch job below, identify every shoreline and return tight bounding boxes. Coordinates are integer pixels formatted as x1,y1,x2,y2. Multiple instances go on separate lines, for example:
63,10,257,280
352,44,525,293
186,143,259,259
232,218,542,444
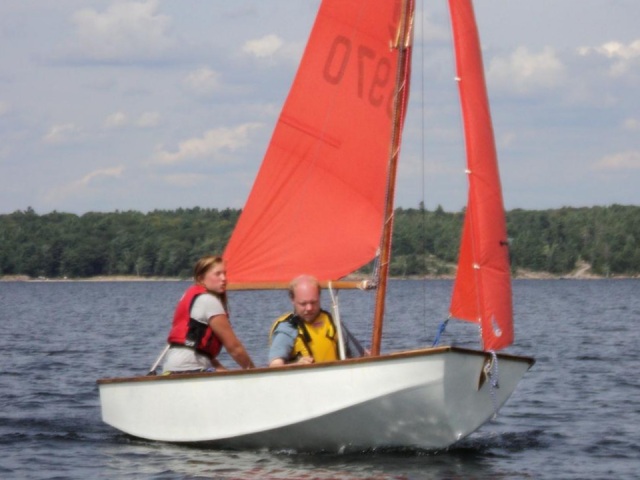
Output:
1,272,637,282
0,275,187,282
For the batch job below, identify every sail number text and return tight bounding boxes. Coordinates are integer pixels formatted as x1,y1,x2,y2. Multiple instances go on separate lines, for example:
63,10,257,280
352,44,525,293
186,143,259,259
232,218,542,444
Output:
323,35,393,114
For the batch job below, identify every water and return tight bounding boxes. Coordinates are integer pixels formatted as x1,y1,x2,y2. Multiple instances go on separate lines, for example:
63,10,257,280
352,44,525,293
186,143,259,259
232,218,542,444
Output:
1,279,639,479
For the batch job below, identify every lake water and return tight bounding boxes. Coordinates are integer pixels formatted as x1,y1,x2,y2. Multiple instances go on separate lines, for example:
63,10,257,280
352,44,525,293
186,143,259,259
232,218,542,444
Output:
1,279,638,479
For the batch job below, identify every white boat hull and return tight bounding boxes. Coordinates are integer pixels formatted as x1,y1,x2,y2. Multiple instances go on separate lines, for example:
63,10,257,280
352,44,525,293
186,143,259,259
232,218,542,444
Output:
98,347,533,451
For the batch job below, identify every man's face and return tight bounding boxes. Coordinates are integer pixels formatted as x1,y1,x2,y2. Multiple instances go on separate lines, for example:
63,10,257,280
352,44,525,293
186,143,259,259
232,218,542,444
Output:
291,282,321,323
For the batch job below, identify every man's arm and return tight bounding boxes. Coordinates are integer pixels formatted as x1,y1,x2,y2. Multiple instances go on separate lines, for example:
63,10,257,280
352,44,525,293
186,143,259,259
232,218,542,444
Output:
268,322,304,366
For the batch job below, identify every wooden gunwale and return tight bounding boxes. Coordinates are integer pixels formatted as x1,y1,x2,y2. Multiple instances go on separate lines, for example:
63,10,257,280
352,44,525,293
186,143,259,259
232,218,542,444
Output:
97,346,534,385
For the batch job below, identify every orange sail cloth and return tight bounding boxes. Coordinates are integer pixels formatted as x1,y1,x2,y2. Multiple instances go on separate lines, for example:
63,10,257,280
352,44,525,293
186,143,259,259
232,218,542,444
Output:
224,0,410,283
448,0,514,351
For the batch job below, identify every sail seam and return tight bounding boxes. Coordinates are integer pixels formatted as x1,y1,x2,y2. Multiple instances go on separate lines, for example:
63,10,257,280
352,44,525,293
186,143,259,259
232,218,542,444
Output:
279,114,342,148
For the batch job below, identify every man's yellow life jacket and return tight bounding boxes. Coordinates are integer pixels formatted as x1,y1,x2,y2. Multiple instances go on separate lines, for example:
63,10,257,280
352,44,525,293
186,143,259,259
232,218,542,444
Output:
270,310,339,363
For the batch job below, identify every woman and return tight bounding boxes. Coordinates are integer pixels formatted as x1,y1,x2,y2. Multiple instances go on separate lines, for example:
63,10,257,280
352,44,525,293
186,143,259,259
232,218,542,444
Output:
162,255,255,373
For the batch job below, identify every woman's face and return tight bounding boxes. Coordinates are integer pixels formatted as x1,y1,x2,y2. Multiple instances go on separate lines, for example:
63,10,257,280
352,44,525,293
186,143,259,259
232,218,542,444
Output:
200,261,227,294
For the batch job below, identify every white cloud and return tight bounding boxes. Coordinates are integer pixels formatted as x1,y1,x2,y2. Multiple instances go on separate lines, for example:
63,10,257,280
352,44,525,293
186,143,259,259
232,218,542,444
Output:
136,111,160,128
487,46,566,94
242,34,284,59
421,12,450,43
578,39,640,76
104,111,159,129
104,111,128,129
161,173,203,187
498,132,517,149
45,166,125,204
184,67,220,96
153,123,262,165
77,166,125,187
71,0,174,62
43,123,80,144
592,151,640,171
623,118,640,131
0,101,10,116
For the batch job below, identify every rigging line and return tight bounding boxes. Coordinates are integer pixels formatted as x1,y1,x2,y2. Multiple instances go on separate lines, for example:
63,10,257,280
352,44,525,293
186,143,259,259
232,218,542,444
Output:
147,343,170,376
342,323,367,357
418,0,429,338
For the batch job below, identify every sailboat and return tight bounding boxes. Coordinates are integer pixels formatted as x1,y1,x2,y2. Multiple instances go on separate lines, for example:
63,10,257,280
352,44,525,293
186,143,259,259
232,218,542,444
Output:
98,0,534,451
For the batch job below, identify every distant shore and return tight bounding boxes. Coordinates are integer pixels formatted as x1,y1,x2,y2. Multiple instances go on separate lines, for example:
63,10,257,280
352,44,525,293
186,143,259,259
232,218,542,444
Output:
0,275,186,282
2,270,637,283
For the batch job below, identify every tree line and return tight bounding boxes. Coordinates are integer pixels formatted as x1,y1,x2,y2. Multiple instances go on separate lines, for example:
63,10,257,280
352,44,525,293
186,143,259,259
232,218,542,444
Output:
1,204,638,279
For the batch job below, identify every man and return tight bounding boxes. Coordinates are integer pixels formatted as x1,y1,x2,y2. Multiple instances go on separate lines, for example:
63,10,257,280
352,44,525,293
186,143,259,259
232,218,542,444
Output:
268,275,341,366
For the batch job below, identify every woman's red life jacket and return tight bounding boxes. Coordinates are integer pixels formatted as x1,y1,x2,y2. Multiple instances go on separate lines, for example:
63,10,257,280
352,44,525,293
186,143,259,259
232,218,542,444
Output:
167,285,222,359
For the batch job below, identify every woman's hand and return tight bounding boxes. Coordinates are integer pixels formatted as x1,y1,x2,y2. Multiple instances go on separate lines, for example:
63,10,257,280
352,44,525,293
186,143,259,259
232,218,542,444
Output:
208,314,255,369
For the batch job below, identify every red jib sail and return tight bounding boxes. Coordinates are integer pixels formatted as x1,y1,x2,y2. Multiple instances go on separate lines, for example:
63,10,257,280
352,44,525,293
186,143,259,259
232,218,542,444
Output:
448,0,514,351
224,0,410,283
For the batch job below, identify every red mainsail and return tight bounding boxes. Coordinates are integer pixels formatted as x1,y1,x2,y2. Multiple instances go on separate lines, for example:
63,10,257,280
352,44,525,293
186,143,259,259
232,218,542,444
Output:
224,0,410,283
448,0,514,351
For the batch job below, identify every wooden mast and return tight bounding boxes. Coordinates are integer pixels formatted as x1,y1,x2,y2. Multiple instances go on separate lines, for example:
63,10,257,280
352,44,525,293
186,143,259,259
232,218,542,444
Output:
370,0,415,356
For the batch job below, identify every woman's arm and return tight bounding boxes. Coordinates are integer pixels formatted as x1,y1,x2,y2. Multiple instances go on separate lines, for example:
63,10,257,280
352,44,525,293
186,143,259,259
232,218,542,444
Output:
210,357,227,371
208,314,255,369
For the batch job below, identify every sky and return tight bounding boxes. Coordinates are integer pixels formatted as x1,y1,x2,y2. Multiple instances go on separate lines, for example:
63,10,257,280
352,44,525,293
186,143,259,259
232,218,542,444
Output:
1,0,638,215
